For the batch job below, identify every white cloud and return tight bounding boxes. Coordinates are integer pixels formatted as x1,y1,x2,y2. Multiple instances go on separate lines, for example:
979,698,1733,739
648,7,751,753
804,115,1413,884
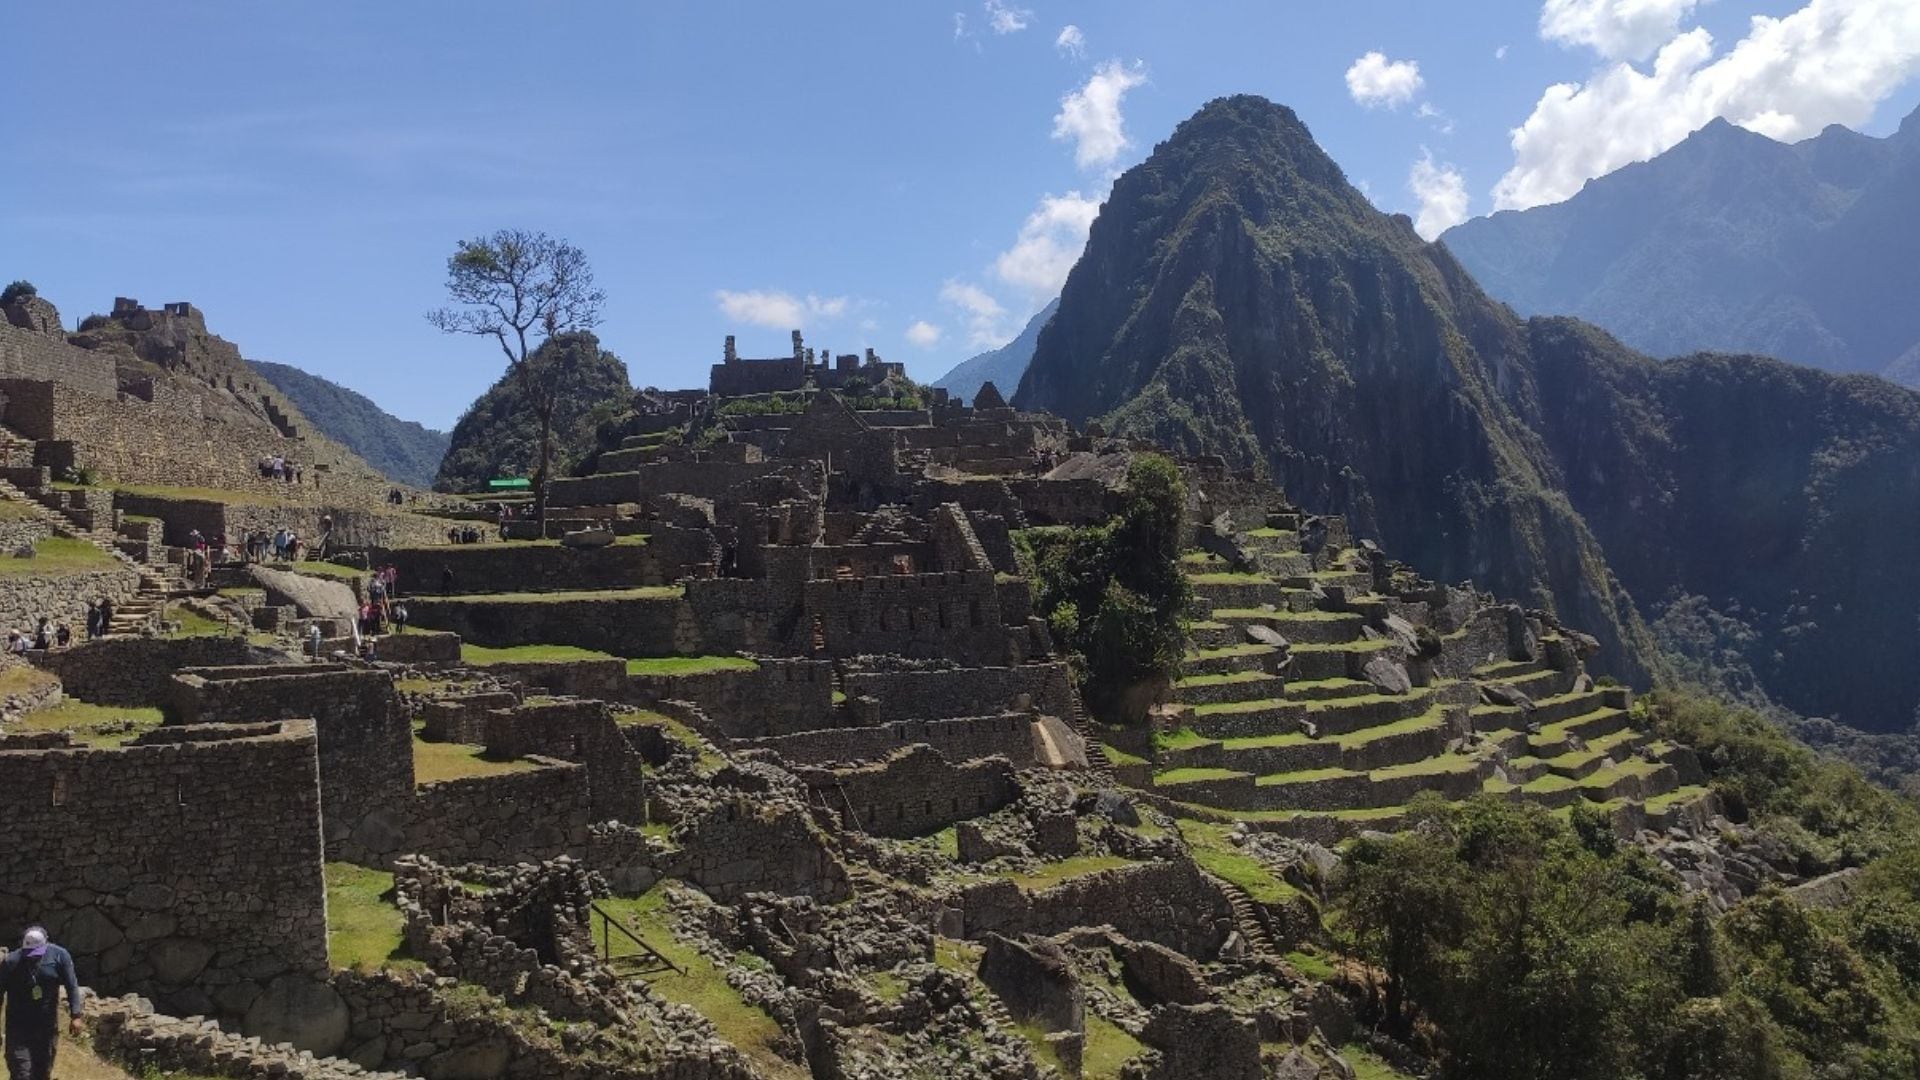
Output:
1540,0,1701,62
1056,25,1086,59
994,190,1101,300
714,290,850,330
1416,101,1457,135
1345,51,1425,109
1053,60,1149,170
1495,0,1920,210
905,320,943,348
952,12,968,40
1496,44,1509,60
1408,151,1469,239
984,0,1031,34
941,280,1012,348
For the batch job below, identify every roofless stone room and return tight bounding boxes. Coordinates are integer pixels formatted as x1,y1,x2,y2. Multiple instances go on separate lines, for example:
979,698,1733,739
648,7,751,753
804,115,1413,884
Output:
5,3,1920,1078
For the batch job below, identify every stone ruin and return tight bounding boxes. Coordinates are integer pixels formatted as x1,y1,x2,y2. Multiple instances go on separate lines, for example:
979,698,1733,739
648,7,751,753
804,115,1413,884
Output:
0,318,1763,1080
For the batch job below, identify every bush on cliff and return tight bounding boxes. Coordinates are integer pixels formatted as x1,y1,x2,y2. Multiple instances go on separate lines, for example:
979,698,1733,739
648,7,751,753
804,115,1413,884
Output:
1016,453,1189,723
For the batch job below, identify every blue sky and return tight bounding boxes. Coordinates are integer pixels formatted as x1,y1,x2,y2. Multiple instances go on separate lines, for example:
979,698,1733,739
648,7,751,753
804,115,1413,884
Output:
6,1,1917,429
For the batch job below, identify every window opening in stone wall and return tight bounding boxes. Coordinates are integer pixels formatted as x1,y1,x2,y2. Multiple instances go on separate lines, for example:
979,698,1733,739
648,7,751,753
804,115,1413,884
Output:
51,774,67,807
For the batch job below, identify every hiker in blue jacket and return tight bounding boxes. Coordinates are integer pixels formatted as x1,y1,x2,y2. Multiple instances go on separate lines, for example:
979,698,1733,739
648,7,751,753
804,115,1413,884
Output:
0,927,83,1080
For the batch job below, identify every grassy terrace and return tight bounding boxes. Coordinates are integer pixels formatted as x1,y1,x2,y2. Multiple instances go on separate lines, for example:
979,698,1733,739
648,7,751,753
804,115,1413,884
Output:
626,655,758,676
412,736,540,784
1213,705,1449,752
1194,697,1290,716
324,862,414,971
460,642,615,665
1178,819,1298,904
14,701,164,746
1155,766,1249,785
1211,607,1353,621
433,585,684,603
0,536,116,575
1153,726,1217,751
594,886,807,1080
288,561,368,581
617,709,725,774
1189,571,1278,585
1174,669,1275,689
1185,642,1274,661
1006,854,1137,891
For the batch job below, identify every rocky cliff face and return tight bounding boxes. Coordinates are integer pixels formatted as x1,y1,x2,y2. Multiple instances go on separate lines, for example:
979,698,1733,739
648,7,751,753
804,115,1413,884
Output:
435,332,632,494
1015,95,1920,730
1442,109,1920,388
932,298,1058,406
1016,95,1658,684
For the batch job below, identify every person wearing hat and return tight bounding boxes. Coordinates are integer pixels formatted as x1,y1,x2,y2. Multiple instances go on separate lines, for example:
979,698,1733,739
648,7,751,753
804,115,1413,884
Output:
0,926,82,1080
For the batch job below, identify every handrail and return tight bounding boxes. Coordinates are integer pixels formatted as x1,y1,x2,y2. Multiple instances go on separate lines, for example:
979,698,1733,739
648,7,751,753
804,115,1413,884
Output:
589,902,684,976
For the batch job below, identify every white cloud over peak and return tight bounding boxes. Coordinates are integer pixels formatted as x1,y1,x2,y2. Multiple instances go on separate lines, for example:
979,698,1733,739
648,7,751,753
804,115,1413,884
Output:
1345,52,1424,109
1053,60,1149,170
995,191,1101,300
1408,151,1469,239
1496,0,1920,211
1540,0,1701,62
1496,44,1510,60
714,290,850,330
985,0,1031,35
941,280,1012,348
1056,25,1086,59
905,320,943,348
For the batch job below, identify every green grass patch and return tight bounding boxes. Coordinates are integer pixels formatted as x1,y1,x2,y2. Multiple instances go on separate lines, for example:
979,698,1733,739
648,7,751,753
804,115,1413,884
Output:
594,887,808,1080
460,642,616,665
163,608,236,638
0,501,39,521
1152,727,1216,751
0,664,57,698
1006,855,1136,891
0,536,115,576
1255,766,1354,786
1287,948,1337,980
618,710,725,774
1372,753,1478,780
413,737,539,784
1154,766,1247,785
1190,572,1277,585
1180,820,1299,904
1175,669,1273,688
931,826,960,859
324,862,414,971
14,700,163,747
625,654,758,677
1243,527,1293,539
1343,1043,1414,1079
1212,608,1354,621
1100,743,1149,767
1193,697,1287,716
288,561,366,581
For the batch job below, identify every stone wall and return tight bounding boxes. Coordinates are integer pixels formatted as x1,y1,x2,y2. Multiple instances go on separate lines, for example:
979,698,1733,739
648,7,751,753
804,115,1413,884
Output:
30,635,278,706
663,797,852,903
550,459,821,508
841,660,1074,724
169,666,411,850
806,570,1010,664
482,697,647,825
419,690,519,744
114,494,447,550
0,323,118,397
0,565,140,641
957,860,1232,959
409,593,704,657
376,541,677,596
0,720,327,1019
800,744,1019,839
404,760,593,865
733,711,1037,767
627,658,835,738
468,658,629,701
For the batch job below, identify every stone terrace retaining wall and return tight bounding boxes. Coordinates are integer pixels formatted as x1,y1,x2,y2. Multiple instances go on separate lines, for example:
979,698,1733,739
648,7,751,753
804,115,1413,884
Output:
483,697,647,825
0,721,327,1020
841,660,1074,724
31,636,278,706
806,570,1011,664
0,566,140,642
799,744,1019,839
410,593,705,658
470,658,629,701
403,760,593,866
733,711,1037,768
89,994,408,1080
376,542,672,596
627,658,835,738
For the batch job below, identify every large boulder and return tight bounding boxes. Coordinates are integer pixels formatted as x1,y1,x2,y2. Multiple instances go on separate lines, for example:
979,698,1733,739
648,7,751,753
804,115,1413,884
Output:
249,565,357,621
1361,656,1411,696
243,974,350,1055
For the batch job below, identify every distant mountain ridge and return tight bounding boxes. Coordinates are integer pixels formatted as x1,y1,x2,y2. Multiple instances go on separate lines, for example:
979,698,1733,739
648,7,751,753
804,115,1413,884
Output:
932,298,1057,404
435,332,632,494
1015,94,1920,732
1441,108,1920,387
252,361,449,488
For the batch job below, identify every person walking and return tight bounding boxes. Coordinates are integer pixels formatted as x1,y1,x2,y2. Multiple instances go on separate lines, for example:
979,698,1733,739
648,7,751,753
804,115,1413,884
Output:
0,926,83,1080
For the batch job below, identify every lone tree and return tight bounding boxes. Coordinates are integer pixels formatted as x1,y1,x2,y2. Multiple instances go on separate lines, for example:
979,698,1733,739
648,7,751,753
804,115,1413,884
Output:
427,230,606,523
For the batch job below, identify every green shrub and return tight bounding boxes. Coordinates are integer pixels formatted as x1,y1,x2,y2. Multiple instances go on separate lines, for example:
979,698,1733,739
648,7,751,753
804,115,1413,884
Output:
0,280,35,306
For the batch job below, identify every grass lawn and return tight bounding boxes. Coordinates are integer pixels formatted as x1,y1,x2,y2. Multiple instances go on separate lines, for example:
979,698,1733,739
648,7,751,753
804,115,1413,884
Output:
1155,766,1247,785
0,536,115,576
286,560,367,581
0,664,57,698
324,862,414,971
1287,948,1337,980
164,608,237,638
460,642,616,665
1190,571,1277,585
0,501,38,521
1179,820,1299,904
1175,669,1273,688
14,700,164,746
594,887,808,1080
625,655,758,676
1343,1043,1415,1079
1005,855,1137,892
1152,727,1217,752
617,710,725,774
1212,608,1353,621
412,737,539,784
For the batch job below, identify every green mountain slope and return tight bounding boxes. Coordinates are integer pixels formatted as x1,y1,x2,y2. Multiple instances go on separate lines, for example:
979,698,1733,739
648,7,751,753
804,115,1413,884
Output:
932,298,1058,405
434,332,633,493
1441,109,1920,388
1015,95,1920,730
252,361,449,488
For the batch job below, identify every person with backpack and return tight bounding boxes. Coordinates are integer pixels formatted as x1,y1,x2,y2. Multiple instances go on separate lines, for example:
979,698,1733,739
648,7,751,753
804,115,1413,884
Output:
0,926,84,1080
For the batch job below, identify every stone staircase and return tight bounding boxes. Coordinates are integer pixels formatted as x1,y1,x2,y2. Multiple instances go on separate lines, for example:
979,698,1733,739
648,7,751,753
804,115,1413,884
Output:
1212,876,1281,960
0,477,191,637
